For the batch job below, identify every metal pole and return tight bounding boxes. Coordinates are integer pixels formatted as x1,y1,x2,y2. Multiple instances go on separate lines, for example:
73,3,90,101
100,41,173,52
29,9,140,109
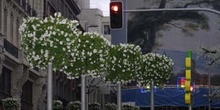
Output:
47,62,53,110
151,81,154,110
124,8,220,15
81,75,86,110
189,105,192,110
208,67,211,110
117,81,122,110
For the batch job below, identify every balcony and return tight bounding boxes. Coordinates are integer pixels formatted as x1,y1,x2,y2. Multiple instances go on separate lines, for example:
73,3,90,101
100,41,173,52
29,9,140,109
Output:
4,39,18,58
12,0,37,17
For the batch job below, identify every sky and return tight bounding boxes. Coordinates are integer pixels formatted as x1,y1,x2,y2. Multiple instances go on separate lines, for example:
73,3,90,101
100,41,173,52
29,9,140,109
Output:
90,0,110,16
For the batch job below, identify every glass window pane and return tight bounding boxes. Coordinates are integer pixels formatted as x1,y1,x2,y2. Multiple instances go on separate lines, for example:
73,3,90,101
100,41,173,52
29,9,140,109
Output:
104,25,110,35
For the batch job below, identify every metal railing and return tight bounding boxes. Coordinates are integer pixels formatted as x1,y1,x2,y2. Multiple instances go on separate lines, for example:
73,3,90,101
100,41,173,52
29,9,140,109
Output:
13,0,37,16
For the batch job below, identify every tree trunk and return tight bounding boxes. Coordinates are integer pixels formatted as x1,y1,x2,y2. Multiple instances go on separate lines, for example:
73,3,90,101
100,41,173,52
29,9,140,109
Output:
159,0,166,8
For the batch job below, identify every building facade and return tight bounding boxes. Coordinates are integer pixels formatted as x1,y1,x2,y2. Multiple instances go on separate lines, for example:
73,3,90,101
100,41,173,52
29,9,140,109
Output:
0,0,83,110
75,0,90,9
0,0,114,109
0,0,45,110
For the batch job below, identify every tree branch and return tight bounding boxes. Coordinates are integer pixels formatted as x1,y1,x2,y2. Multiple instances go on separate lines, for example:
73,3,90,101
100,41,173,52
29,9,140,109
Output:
184,0,218,8
89,76,96,84
166,22,187,32
208,56,220,66
159,0,167,8
86,78,103,94
86,77,96,94
200,47,217,54
200,47,219,66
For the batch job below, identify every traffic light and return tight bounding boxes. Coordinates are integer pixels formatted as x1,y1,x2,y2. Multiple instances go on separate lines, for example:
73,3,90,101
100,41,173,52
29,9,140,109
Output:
185,50,193,105
110,1,123,29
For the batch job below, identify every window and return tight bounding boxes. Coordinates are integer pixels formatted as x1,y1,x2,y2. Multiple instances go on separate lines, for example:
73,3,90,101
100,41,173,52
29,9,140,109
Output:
104,25,110,35
68,9,72,19
0,1,2,32
31,0,34,8
64,4,67,17
49,5,56,16
21,80,33,110
10,13,14,43
22,0,26,10
4,9,7,37
15,17,20,47
0,67,11,98
61,0,64,13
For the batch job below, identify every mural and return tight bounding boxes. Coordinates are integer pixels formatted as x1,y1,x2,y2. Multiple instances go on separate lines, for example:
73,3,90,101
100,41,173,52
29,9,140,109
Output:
126,0,220,86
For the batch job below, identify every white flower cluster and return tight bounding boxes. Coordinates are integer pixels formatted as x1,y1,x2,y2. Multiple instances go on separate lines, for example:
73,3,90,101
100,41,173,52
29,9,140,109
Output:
64,32,110,78
122,104,140,110
137,53,174,87
53,100,63,110
105,44,142,83
105,103,117,110
1,97,19,108
19,12,110,78
67,101,81,110
20,12,80,69
88,102,101,110
19,12,174,84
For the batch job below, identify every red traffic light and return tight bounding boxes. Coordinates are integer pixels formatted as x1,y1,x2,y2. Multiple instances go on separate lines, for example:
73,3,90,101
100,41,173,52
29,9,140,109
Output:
110,1,123,29
180,77,186,88
111,5,119,12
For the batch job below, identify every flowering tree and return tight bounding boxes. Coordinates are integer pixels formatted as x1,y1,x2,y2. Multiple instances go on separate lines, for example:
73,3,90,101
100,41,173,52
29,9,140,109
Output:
19,12,80,71
105,44,142,83
137,53,174,87
19,12,110,78
1,98,19,110
52,100,63,110
66,101,81,110
105,103,117,110
88,102,101,110
64,32,110,78
122,104,140,110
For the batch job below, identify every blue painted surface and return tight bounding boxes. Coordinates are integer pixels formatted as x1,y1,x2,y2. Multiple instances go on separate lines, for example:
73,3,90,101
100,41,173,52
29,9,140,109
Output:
122,87,220,107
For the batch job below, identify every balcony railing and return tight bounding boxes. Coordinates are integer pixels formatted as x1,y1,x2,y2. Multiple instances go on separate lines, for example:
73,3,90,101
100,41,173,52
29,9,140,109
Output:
33,67,39,71
13,0,37,16
4,39,18,58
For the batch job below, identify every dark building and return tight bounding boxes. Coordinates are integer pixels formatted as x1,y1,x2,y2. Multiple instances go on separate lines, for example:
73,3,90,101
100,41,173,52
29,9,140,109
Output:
0,0,83,109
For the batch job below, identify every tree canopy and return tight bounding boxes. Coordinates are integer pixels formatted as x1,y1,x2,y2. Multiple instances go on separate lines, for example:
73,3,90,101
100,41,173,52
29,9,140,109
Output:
20,12,110,79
